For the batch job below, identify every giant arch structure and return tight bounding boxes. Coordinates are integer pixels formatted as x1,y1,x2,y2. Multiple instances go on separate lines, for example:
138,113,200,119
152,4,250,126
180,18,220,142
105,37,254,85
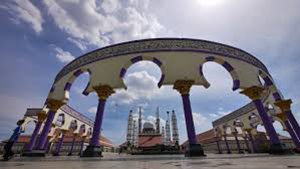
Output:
23,38,299,157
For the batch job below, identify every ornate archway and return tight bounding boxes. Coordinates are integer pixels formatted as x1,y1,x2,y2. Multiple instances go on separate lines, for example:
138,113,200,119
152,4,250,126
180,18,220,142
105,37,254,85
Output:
28,38,299,156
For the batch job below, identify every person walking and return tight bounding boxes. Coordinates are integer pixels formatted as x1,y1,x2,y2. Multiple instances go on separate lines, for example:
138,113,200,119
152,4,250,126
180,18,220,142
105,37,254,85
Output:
3,119,25,161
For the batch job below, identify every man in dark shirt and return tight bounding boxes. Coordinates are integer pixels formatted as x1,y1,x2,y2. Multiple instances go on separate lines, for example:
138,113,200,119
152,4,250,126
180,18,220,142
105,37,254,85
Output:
3,119,25,161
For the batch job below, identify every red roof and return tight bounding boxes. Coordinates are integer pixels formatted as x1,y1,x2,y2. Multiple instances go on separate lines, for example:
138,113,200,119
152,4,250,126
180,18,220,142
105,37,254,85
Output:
9,135,114,147
181,129,292,147
138,135,163,147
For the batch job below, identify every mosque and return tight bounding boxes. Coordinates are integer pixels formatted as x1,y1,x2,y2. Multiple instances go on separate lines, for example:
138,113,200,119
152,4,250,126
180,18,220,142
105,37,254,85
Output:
121,107,180,154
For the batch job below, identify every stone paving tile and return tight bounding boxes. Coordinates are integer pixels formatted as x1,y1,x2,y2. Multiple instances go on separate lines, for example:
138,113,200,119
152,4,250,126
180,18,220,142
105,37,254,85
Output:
0,153,299,169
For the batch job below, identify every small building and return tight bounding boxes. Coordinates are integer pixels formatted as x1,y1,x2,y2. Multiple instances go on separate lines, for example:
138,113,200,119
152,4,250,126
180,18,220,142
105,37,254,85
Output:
181,129,295,153
0,134,114,155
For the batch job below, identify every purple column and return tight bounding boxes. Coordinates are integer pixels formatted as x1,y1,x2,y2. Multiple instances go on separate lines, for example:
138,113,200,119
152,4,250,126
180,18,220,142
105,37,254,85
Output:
223,135,231,154
45,138,51,154
36,111,56,150
253,100,281,144
54,133,65,156
25,122,42,151
90,99,106,146
286,111,300,140
181,94,197,144
234,134,242,153
285,120,300,148
68,135,76,156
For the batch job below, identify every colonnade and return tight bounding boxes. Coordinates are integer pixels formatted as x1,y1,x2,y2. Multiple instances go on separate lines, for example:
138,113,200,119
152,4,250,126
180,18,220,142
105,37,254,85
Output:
18,83,300,157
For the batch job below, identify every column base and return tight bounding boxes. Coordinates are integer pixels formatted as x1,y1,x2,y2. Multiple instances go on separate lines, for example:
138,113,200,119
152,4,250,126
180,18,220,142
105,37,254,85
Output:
269,143,291,154
22,150,46,157
294,147,300,153
81,145,102,157
52,152,60,156
185,144,206,157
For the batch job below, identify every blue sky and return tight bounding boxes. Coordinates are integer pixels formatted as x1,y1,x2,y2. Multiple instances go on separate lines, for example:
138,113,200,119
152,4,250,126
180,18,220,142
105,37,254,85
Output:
0,0,300,145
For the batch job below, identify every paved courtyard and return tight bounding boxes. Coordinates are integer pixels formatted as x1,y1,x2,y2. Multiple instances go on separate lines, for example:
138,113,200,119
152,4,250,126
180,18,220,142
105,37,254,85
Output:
0,153,300,169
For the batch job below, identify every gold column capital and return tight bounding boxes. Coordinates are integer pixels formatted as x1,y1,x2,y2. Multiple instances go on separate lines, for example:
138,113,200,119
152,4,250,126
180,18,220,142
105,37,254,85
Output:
93,85,115,100
240,86,265,100
275,112,288,122
37,111,47,122
173,80,194,95
61,129,68,134
17,119,25,125
243,128,253,133
51,123,56,128
274,99,292,112
47,99,66,112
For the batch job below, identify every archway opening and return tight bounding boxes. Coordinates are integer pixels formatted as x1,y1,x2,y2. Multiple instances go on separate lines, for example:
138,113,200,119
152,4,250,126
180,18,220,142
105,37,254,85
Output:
191,62,248,134
273,120,289,137
55,114,65,127
108,60,174,145
23,120,36,136
67,72,97,114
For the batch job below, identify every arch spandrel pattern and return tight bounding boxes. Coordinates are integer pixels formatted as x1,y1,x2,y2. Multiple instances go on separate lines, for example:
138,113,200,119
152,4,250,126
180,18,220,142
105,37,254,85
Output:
47,38,271,101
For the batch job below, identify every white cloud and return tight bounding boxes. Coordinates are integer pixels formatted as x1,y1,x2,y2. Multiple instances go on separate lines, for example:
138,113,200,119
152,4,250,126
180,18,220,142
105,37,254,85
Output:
1,0,44,33
146,115,166,128
209,109,231,119
88,106,97,114
110,71,158,104
192,112,212,133
54,47,75,63
101,0,120,14
67,37,87,51
43,0,163,50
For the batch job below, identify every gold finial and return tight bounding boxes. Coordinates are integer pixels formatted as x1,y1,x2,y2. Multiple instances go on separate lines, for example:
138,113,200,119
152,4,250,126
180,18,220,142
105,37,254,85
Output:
93,85,115,100
37,111,47,122
240,86,265,100
47,99,65,112
274,99,292,112
275,112,288,121
173,80,194,95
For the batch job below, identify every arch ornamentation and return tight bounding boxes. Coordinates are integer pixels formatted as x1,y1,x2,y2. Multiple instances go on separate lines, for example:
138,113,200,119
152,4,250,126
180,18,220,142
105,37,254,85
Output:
47,38,272,102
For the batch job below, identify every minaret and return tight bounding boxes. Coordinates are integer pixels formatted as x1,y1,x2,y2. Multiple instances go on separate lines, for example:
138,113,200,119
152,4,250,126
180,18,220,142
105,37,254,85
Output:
132,120,138,146
161,126,165,145
165,111,171,145
138,107,142,134
155,107,160,134
126,110,133,144
171,110,179,145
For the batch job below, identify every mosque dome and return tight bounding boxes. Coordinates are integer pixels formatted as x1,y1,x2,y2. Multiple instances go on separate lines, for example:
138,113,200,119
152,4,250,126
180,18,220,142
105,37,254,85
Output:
143,122,154,129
